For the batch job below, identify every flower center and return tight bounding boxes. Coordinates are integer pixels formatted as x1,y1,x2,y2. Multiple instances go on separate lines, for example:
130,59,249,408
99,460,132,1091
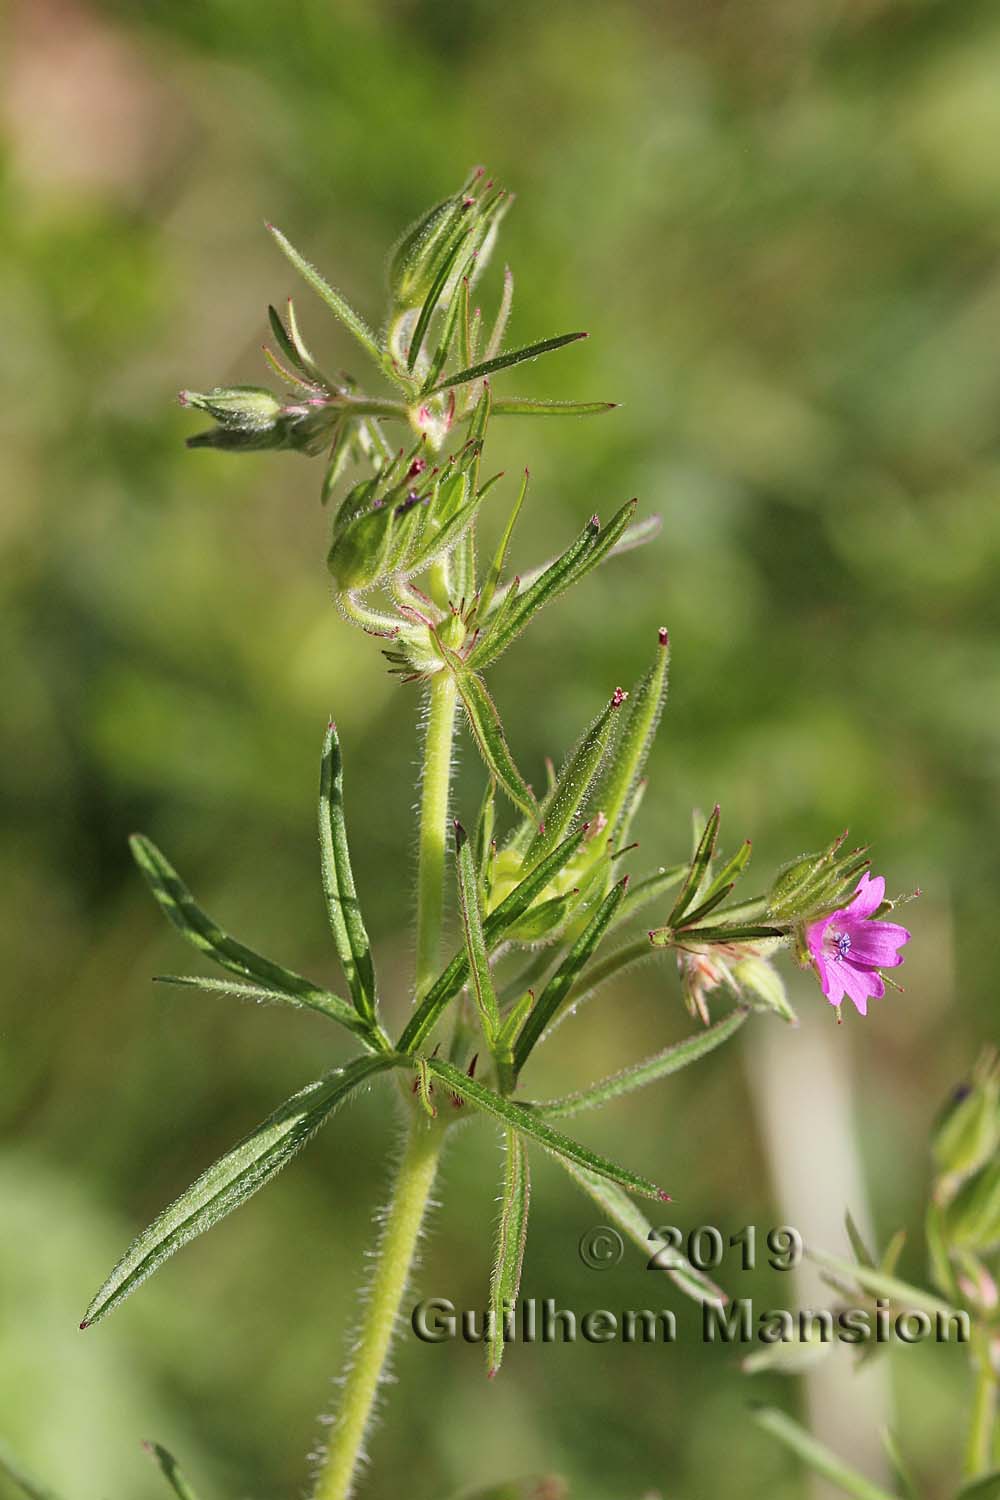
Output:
834,931,852,959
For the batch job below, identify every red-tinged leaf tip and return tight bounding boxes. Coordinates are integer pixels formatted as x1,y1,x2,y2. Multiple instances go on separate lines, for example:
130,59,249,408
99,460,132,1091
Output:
658,626,669,648
611,686,628,709
589,514,600,529
79,1319,91,1331
177,390,190,406
657,1190,673,1202
487,1366,498,1380
454,820,468,847
621,874,631,891
467,1052,479,1078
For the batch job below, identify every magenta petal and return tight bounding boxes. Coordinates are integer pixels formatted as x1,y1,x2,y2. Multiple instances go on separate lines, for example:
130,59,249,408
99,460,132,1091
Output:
806,915,833,965
839,962,884,1017
843,918,910,968
845,873,885,920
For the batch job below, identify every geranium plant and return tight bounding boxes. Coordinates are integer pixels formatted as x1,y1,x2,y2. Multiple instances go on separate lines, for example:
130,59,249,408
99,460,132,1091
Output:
2,170,912,1500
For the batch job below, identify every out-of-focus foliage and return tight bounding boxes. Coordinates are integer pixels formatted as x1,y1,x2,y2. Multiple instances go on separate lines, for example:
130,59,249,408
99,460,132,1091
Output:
1,1,997,1497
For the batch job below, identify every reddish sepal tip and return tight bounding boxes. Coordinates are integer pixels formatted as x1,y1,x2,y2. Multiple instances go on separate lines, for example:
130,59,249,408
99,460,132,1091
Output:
657,1190,672,1202
79,1319,91,1331
658,626,669,647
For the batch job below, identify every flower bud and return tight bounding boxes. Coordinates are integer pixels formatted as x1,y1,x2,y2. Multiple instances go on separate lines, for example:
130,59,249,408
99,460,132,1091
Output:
180,386,337,455
387,168,510,318
943,1160,1000,1254
767,832,870,924
933,1051,1000,1181
731,954,797,1024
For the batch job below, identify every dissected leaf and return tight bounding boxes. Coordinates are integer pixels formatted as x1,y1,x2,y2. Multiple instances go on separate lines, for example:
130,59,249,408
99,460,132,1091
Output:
82,1055,396,1328
130,835,366,1038
487,1130,530,1376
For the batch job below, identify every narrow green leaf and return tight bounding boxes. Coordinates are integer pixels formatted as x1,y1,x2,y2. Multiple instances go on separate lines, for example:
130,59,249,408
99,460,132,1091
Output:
82,1055,396,1329
531,1008,749,1119
452,669,538,819
129,835,366,1037
957,1472,1000,1499
514,879,628,1069
0,1441,63,1500
879,1228,907,1278
423,331,587,397
523,690,625,867
808,1247,960,1318
319,721,378,1025
143,1442,202,1500
426,1058,667,1201
267,224,383,368
455,822,500,1043
477,469,528,624
845,1209,876,1270
488,1130,530,1377
589,629,670,840
879,1428,919,1500
751,1407,899,1500
152,974,310,1009
473,777,497,903
469,500,638,672
398,829,585,1054
556,1158,725,1307
491,398,618,418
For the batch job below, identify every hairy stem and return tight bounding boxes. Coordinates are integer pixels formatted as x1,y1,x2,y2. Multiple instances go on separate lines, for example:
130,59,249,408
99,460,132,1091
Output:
415,669,459,997
965,1335,999,1479
313,1109,445,1500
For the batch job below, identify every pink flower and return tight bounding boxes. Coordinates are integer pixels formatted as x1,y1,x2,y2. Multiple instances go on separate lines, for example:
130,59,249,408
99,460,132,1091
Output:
805,873,910,1018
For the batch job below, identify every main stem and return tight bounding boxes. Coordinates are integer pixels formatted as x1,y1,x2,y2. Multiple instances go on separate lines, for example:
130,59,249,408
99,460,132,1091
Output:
965,1334,999,1479
415,668,459,997
313,1111,445,1500
313,661,459,1500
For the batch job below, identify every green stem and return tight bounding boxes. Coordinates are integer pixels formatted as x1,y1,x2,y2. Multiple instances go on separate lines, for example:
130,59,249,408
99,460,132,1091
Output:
313,1109,446,1500
965,1335,999,1480
415,669,459,998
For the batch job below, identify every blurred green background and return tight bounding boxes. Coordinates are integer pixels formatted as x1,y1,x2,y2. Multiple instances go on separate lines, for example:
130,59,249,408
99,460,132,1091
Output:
2,0,999,1496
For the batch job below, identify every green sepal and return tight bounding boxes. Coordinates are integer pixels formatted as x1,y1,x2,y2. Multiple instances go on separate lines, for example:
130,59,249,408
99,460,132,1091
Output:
487,1130,530,1377
129,835,369,1039
425,1058,667,1202
82,1055,397,1329
319,721,378,1025
666,806,721,928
